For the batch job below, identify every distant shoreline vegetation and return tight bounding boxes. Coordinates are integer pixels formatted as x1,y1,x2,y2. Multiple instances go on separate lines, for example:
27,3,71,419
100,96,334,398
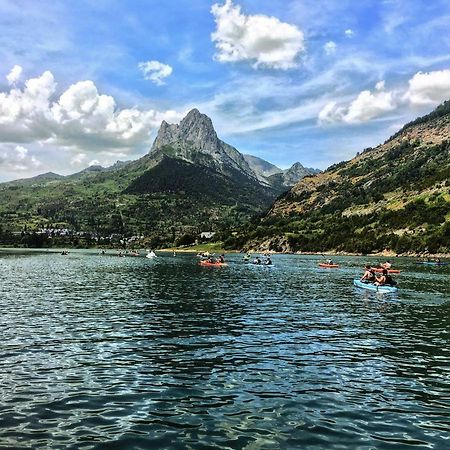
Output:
1,233,449,259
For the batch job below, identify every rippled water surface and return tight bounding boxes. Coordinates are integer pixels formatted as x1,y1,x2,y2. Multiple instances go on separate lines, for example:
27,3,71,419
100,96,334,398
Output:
1,249,450,449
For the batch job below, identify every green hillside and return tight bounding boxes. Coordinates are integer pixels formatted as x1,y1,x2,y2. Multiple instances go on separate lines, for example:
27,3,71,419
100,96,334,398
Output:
223,102,450,255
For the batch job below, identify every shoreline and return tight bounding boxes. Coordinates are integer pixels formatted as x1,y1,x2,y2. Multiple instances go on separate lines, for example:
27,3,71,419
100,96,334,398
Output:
1,246,449,260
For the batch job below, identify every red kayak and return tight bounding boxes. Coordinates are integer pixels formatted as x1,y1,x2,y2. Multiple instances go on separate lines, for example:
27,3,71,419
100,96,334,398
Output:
199,260,227,267
372,268,401,274
319,263,339,269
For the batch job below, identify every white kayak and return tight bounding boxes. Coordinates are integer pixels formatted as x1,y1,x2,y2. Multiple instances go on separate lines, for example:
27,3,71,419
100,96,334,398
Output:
353,279,398,293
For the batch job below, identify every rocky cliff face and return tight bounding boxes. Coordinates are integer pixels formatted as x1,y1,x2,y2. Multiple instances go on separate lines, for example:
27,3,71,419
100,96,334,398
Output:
282,162,320,187
150,109,319,189
150,108,259,182
244,154,320,188
243,154,283,178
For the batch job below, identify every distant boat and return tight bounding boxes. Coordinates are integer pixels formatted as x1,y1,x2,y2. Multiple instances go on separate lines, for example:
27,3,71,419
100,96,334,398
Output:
415,260,448,266
146,250,157,259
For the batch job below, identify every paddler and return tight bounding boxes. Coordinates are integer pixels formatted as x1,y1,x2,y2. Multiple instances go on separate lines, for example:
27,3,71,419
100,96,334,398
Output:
375,269,396,286
361,265,376,283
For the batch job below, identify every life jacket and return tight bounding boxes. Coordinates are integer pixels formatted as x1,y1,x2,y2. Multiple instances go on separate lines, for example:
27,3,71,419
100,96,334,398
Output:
385,274,396,285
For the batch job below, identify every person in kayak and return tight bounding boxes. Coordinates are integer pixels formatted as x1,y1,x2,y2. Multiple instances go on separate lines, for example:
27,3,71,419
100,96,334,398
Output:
375,269,396,286
265,256,272,265
361,265,376,283
253,256,261,265
218,254,225,263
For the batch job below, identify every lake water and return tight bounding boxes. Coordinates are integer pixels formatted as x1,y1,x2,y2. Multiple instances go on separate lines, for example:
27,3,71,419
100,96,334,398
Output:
1,250,449,449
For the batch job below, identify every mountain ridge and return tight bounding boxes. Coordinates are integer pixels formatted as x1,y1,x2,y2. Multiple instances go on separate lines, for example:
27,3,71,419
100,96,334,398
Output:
0,108,315,248
224,101,450,255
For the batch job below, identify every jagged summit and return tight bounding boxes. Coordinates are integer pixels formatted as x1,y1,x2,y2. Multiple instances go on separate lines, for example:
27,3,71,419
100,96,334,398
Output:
150,108,258,182
150,109,317,189
282,162,318,186
151,108,219,154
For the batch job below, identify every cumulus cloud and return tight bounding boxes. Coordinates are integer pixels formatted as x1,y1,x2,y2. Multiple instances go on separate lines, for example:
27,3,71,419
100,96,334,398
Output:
0,67,182,155
344,86,396,123
324,41,337,55
138,60,173,85
318,101,346,124
0,145,41,171
211,0,305,70
375,80,385,91
318,81,397,124
6,65,23,85
404,69,450,106
344,29,354,37
0,70,57,142
70,152,89,167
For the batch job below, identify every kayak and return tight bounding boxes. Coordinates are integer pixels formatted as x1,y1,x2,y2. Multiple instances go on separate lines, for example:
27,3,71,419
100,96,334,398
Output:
353,279,398,293
372,268,401,274
415,261,448,266
319,263,339,268
199,261,227,267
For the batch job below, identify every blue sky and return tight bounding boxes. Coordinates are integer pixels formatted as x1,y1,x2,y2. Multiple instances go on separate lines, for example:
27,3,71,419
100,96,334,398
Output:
0,0,450,181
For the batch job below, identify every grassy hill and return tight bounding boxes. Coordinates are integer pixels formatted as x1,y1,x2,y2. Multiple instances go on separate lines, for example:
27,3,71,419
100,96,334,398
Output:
223,101,450,255
0,151,274,248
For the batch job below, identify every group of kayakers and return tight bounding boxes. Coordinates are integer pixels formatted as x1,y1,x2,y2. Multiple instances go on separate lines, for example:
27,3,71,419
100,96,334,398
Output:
243,252,272,265
200,253,226,264
253,255,272,265
360,261,397,287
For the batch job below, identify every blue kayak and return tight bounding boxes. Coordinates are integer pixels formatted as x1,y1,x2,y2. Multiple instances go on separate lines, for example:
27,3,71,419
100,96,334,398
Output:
415,261,448,266
353,279,398,293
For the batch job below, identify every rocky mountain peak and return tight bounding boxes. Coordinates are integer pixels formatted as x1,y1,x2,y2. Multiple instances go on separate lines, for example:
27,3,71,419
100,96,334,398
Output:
151,108,219,155
149,109,260,182
178,108,219,150
285,162,305,173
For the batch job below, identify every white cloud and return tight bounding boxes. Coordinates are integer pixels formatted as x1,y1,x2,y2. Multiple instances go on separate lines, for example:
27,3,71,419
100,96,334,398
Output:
6,65,23,85
404,69,450,106
70,153,102,168
344,87,396,123
375,80,385,91
0,67,183,155
0,145,41,171
70,152,88,167
344,29,354,37
324,41,337,55
0,70,57,141
138,60,173,85
318,81,397,125
318,101,345,124
211,0,305,70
